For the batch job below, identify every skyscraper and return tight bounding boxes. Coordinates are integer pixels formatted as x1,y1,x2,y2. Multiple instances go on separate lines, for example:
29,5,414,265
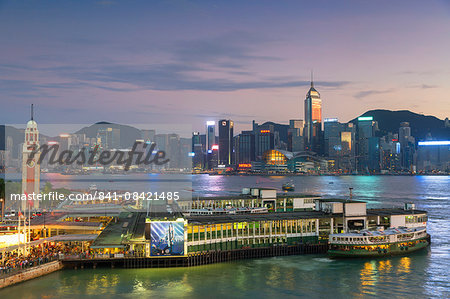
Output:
399,122,415,171
237,130,255,164
142,129,156,143
218,119,234,166
323,118,342,157
304,77,322,154
97,128,120,149
252,121,276,159
356,116,379,173
340,123,356,172
191,132,204,169
206,121,215,150
288,119,304,152
192,131,200,151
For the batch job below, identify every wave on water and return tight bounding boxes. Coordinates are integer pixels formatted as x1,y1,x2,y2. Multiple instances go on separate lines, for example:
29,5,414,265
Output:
312,257,334,263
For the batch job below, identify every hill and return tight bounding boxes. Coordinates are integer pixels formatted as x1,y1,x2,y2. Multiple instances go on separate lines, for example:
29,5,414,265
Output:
350,110,449,140
74,122,142,148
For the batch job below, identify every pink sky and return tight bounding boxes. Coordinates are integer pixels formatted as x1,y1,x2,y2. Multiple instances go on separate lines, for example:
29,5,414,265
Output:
1,1,449,133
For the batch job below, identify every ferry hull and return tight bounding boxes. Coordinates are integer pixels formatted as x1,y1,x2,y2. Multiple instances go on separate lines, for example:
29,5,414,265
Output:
328,235,430,258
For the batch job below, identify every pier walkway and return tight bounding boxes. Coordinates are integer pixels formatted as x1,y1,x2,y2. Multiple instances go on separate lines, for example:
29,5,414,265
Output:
62,243,328,269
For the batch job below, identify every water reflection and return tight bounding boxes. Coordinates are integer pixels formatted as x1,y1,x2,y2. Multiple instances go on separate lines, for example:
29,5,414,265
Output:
397,257,411,274
0,176,448,298
360,261,376,287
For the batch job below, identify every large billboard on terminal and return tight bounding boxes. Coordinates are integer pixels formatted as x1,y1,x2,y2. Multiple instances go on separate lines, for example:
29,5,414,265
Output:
149,221,185,256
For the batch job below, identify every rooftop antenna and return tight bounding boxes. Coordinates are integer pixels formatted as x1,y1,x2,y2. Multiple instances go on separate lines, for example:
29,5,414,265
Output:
31,104,34,120
310,70,314,88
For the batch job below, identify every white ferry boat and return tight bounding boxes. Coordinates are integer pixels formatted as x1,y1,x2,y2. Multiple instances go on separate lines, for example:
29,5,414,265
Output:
328,226,430,257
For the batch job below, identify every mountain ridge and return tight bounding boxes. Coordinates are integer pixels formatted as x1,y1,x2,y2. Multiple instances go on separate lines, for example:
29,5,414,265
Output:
350,109,449,140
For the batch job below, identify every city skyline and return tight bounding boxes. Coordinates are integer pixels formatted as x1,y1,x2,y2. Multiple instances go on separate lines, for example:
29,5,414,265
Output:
1,1,450,133
0,2,448,297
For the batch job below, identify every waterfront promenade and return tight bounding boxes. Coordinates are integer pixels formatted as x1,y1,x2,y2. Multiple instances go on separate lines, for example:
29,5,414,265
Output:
0,260,63,289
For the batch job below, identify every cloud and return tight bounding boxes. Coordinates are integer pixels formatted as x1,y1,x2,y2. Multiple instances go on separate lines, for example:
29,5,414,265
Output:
354,89,393,99
171,31,282,66
1,31,350,94
399,69,442,76
66,63,349,91
417,84,437,89
2,59,348,93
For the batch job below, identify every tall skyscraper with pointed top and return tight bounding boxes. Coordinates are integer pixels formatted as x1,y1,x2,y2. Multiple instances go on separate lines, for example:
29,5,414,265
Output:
21,104,40,210
304,74,323,154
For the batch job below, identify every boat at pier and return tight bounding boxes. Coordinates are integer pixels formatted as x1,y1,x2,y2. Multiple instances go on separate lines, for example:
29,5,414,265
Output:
328,226,430,257
282,182,295,191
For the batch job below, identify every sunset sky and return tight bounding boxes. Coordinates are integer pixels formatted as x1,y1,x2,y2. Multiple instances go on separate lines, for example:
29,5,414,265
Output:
1,0,449,132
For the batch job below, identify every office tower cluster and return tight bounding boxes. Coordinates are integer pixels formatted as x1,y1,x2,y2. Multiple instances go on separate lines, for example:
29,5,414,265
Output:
190,81,449,174
2,120,192,174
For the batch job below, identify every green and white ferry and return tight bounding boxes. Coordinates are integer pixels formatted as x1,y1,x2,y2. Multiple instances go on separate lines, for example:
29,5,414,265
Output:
328,226,430,257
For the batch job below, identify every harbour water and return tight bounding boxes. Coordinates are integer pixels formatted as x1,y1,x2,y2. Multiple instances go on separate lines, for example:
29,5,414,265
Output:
1,175,449,298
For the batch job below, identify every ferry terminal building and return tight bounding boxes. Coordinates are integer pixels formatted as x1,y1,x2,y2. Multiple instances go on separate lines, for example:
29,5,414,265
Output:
87,188,428,257
1,188,428,263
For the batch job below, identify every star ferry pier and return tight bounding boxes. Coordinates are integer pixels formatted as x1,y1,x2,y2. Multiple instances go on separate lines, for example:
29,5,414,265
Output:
54,187,429,269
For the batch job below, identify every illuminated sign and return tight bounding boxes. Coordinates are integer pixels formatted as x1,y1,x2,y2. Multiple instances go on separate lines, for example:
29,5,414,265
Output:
324,118,338,123
207,150,213,154
392,139,398,142
211,144,219,150
206,121,215,126
222,121,227,126
149,221,185,256
188,152,195,157
238,163,252,168
418,141,450,146
260,130,270,133
218,164,226,168
358,116,373,121
47,141,59,145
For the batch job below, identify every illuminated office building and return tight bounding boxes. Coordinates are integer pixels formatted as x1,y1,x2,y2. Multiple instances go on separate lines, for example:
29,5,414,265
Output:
288,119,304,152
218,120,234,166
206,121,216,150
97,128,120,149
417,140,450,172
399,122,415,171
323,118,342,157
236,131,255,164
356,116,380,173
304,79,322,154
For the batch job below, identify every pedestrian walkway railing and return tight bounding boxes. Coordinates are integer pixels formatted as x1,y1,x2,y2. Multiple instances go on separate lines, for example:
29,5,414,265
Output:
59,252,146,260
0,256,59,279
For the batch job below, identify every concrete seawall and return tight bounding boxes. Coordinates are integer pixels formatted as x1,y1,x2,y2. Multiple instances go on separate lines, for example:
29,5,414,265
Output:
0,261,63,289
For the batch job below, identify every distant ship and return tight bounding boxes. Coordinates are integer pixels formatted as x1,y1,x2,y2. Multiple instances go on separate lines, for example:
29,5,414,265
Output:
282,182,295,191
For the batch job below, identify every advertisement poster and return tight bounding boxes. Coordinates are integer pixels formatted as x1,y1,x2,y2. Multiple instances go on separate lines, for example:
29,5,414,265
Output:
150,221,185,256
